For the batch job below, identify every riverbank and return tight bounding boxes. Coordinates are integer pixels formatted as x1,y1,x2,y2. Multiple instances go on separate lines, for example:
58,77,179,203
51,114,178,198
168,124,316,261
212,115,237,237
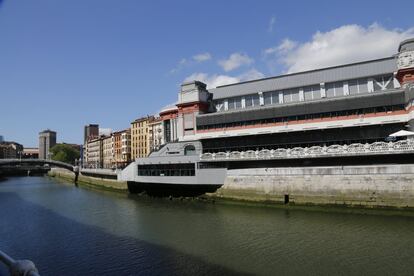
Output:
48,168,127,192
48,165,414,212
210,164,414,210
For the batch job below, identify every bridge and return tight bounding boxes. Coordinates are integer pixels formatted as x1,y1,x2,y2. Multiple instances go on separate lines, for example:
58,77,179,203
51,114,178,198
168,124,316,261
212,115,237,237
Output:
0,159,79,182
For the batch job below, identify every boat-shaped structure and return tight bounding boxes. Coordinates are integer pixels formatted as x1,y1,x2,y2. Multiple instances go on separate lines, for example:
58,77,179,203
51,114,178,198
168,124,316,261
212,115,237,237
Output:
118,140,227,196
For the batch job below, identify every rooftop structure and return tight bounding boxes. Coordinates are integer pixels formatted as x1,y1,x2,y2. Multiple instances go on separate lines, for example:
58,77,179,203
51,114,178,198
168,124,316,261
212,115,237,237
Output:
84,124,99,143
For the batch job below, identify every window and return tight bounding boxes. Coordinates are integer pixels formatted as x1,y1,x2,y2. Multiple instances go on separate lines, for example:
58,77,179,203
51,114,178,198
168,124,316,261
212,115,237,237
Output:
264,92,272,105
374,75,394,91
304,85,321,101
357,78,368,94
228,98,235,110
326,82,344,98
138,163,195,177
184,145,196,155
183,113,194,131
234,97,242,109
245,95,253,107
252,94,260,106
215,100,224,112
283,89,299,103
263,91,278,105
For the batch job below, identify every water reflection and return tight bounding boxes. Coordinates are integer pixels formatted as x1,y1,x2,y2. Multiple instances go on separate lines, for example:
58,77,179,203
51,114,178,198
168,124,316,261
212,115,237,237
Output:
1,177,414,275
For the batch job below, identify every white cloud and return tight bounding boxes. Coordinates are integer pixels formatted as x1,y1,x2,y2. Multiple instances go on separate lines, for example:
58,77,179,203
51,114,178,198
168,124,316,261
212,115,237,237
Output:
264,38,297,55
169,58,188,74
268,16,276,33
170,53,212,74
184,68,264,89
193,52,212,62
238,68,265,81
267,24,414,73
218,52,254,72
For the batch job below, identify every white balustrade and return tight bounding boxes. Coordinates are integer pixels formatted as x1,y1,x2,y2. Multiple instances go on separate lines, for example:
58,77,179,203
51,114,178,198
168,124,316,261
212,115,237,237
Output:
200,139,414,161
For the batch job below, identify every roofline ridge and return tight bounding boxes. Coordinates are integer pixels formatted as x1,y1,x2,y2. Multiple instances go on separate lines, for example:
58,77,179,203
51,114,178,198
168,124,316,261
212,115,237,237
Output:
214,56,395,90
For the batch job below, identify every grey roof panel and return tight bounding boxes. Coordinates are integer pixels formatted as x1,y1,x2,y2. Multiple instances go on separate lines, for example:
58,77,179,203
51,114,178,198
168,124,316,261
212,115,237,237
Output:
210,57,397,100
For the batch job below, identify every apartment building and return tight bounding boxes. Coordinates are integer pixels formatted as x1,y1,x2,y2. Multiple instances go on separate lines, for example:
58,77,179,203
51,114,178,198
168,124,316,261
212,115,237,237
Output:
102,135,114,169
148,118,164,152
86,137,102,168
131,116,154,159
113,129,130,168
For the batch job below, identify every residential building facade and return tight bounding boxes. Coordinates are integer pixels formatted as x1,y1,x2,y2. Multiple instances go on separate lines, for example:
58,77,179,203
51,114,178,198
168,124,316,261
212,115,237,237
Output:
131,116,154,159
86,137,102,168
121,130,131,166
113,129,130,168
102,135,114,169
0,142,24,159
148,118,164,152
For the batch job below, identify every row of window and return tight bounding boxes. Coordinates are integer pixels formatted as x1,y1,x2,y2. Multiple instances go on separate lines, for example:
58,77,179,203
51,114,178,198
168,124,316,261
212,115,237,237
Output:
198,105,405,130
137,163,196,176
215,75,396,112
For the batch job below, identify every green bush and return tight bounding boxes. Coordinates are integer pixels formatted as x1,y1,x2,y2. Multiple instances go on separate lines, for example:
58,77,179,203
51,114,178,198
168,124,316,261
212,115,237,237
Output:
50,144,80,164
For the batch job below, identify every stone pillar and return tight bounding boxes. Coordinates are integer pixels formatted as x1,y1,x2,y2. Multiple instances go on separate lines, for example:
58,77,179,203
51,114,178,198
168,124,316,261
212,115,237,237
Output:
320,83,326,98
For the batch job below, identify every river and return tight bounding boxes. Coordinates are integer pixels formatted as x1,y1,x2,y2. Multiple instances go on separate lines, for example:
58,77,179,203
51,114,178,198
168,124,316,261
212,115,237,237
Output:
0,176,413,275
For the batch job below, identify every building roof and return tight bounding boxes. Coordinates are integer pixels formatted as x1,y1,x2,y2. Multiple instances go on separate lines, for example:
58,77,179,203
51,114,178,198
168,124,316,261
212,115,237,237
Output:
159,103,178,115
209,57,397,100
112,129,130,135
399,38,414,52
131,115,155,124
39,129,56,134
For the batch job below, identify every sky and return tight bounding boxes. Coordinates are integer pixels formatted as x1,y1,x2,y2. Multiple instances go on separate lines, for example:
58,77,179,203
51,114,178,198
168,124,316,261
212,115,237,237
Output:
0,0,413,147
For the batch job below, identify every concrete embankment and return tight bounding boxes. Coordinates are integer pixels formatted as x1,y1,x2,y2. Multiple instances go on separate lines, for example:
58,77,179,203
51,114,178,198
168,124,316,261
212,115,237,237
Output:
48,168,127,192
211,164,414,209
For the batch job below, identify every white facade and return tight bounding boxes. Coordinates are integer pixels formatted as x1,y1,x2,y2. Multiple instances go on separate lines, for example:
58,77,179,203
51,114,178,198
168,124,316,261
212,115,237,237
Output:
149,119,164,151
86,138,102,168
121,131,131,161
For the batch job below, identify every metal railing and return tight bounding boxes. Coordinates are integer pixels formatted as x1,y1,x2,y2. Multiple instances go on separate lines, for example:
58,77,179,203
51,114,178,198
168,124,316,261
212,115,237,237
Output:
200,139,414,161
0,250,40,276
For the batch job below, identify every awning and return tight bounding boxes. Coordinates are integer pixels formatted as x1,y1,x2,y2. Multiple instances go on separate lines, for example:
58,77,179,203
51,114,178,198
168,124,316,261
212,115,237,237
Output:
389,130,414,137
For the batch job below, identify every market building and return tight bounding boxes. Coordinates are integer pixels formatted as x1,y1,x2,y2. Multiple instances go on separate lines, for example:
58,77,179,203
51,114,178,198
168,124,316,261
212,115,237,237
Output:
157,38,414,154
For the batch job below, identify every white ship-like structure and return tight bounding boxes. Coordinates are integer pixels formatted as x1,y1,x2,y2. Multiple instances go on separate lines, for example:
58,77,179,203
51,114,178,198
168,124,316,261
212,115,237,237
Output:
118,140,227,195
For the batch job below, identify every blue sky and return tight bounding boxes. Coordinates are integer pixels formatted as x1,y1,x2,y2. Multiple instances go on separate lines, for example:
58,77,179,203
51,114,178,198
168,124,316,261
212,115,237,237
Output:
0,0,413,147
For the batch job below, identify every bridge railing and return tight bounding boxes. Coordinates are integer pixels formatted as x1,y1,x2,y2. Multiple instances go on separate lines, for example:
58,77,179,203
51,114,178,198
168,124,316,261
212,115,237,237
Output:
0,159,74,171
200,139,414,161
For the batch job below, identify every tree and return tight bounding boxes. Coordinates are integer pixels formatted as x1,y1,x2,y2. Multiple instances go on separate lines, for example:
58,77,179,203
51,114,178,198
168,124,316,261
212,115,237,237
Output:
50,144,80,165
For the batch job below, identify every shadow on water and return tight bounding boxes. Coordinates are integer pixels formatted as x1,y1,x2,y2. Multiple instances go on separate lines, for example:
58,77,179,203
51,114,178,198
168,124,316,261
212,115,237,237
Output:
0,192,246,276
127,181,222,197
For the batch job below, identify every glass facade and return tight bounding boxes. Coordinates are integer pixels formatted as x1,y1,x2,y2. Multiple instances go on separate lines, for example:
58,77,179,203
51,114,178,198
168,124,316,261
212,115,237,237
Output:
213,75,396,112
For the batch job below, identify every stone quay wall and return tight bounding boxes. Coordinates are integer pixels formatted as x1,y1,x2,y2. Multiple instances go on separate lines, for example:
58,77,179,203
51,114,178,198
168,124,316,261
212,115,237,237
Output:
213,164,414,208
48,168,128,192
